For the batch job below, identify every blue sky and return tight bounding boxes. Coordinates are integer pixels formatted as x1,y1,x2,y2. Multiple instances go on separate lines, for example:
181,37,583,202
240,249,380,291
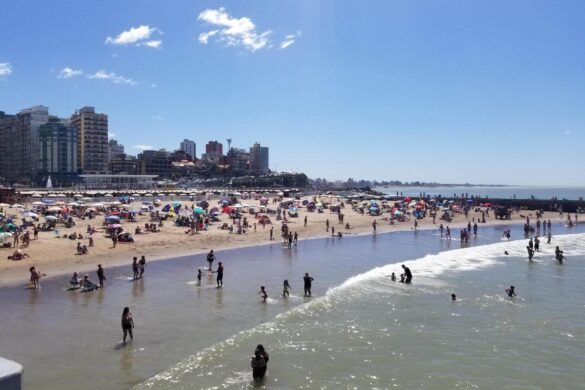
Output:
1,0,584,185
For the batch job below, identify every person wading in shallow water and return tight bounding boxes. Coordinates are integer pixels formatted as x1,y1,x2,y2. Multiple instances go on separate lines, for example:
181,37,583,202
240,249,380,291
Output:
121,307,134,344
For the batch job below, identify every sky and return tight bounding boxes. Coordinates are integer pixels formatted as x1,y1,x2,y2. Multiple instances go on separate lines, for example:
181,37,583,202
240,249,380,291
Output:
1,0,584,186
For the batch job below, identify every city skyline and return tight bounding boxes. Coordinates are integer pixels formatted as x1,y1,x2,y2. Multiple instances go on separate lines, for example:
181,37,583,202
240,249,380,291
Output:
1,1,585,185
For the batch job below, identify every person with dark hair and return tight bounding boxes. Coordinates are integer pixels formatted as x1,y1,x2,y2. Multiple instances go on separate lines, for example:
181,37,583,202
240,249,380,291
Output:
138,256,146,278
216,262,224,288
259,286,268,303
506,286,516,298
207,250,216,271
282,280,291,297
251,352,267,381
303,273,314,297
121,307,134,344
132,257,139,280
401,264,412,284
97,264,106,288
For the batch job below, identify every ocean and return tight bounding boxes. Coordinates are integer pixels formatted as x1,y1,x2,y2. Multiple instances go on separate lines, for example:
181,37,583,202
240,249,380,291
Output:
1,222,584,389
375,185,585,200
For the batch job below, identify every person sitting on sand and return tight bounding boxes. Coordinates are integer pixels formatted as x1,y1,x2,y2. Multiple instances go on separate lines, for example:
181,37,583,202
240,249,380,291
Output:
8,249,29,260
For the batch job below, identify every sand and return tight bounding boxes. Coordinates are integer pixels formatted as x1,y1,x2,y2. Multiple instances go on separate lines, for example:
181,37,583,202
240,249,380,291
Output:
0,195,564,287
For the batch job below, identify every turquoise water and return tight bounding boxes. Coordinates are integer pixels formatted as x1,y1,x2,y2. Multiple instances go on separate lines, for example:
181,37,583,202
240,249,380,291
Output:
0,222,583,389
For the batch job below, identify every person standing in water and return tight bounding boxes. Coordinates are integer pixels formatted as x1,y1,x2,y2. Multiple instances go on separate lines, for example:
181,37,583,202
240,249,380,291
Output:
401,264,412,283
534,236,540,252
207,250,216,271
96,264,106,288
555,246,564,264
121,307,134,344
216,261,224,287
303,272,314,297
372,220,377,234
251,351,267,381
29,266,41,289
451,293,457,301
197,269,202,285
259,286,268,303
547,231,552,244
282,280,291,297
138,256,146,278
132,257,139,280
506,286,516,298
527,246,535,261
439,224,444,237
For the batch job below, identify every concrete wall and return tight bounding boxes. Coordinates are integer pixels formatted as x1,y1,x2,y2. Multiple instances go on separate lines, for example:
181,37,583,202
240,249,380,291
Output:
0,358,22,390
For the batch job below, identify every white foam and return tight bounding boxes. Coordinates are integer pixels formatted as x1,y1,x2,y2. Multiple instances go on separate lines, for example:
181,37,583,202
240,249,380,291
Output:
135,233,585,389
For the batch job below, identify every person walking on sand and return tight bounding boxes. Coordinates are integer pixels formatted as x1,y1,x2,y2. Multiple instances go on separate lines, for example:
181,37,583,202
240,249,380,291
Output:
138,256,146,278
283,279,291,297
304,216,307,227
303,272,314,297
259,286,268,303
216,262,224,288
270,227,274,241
121,307,134,344
97,264,106,288
132,257,139,280
414,220,418,231
372,220,377,234
207,250,216,271
326,219,330,232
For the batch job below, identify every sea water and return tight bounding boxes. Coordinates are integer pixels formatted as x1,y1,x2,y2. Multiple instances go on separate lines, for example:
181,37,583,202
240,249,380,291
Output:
1,222,584,389
375,185,585,200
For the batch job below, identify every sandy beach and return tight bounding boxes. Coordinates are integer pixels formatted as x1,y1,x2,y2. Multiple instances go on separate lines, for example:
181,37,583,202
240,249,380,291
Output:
0,194,565,287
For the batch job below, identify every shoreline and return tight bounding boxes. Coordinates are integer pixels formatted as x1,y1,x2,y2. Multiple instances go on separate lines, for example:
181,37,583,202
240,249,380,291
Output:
0,214,556,289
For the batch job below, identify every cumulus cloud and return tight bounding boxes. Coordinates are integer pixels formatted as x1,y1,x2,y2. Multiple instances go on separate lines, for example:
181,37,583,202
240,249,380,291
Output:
133,144,154,151
87,70,136,85
57,67,83,79
105,25,163,48
279,31,301,49
0,62,12,76
197,7,271,52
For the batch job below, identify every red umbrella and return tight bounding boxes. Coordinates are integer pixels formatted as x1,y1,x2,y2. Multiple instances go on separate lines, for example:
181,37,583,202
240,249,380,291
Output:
404,197,412,202
483,203,492,207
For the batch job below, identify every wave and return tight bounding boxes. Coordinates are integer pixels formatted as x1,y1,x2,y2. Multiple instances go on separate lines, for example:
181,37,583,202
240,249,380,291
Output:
135,233,585,389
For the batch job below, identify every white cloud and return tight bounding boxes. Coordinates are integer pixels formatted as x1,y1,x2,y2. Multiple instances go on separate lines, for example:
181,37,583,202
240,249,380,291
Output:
87,70,136,86
279,31,301,49
564,130,572,135
105,25,163,48
133,144,154,151
109,133,117,139
144,40,162,49
57,67,83,79
152,115,163,120
197,7,271,52
0,62,12,76
150,83,157,88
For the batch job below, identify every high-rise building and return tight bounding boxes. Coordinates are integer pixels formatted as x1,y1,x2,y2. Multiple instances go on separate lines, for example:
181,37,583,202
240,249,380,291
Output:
227,148,250,174
70,106,108,174
108,139,125,161
206,140,223,155
180,139,196,160
203,140,223,164
0,106,49,183
249,142,269,175
136,149,173,177
38,116,78,175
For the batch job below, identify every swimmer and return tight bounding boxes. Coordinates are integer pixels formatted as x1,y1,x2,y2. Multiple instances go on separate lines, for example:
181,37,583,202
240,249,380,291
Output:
81,275,98,291
504,251,509,255
527,246,534,261
506,285,516,298
69,272,81,288
390,272,396,282
121,307,134,344
555,246,564,264
451,293,457,301
259,286,268,303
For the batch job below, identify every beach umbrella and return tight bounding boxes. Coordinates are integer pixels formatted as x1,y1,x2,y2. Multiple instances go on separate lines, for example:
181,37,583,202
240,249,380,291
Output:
132,193,141,197
144,193,153,197
483,203,492,207
0,232,12,238
11,203,25,208
104,194,113,197
0,203,10,207
110,201,122,206
404,197,412,202
31,201,45,205
44,215,58,221
73,194,83,199
23,211,39,218
81,197,92,201
105,215,120,222
47,206,62,212
140,205,149,210
107,223,122,229
193,208,206,215
198,200,209,209
31,193,42,198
